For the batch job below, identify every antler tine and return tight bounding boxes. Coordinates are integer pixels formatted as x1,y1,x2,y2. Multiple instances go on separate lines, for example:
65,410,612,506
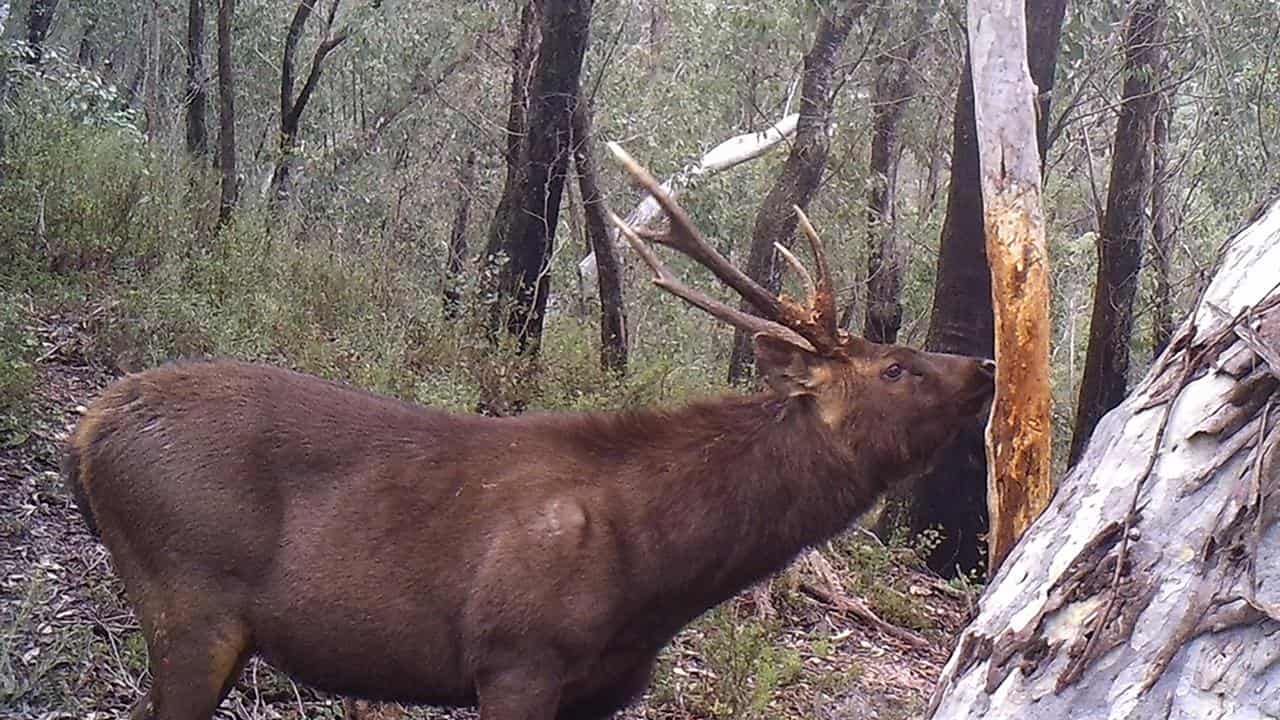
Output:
773,241,817,308
607,142,789,322
607,210,817,353
793,206,840,339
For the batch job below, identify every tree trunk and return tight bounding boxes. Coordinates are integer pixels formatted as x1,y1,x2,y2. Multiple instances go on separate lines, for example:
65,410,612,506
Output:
571,98,627,375
1070,0,1167,465
271,0,348,204
24,0,58,65
967,0,1053,571
216,0,238,227
185,0,209,157
926,198,1280,720
76,15,97,67
726,1,867,384
891,0,1067,578
484,0,592,356
443,148,478,321
1150,84,1177,356
862,8,931,344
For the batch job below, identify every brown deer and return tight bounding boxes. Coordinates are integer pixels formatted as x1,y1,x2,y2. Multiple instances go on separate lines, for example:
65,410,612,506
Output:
64,145,995,720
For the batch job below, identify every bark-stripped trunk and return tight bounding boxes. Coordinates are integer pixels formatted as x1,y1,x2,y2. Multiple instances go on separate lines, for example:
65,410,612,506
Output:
484,0,592,356
271,0,348,204
443,148,478,321
1151,85,1177,356
572,98,627,375
185,0,209,157
895,0,1067,577
927,199,1280,720
726,1,868,384
967,0,1053,571
1070,0,1168,464
216,0,238,227
862,12,930,344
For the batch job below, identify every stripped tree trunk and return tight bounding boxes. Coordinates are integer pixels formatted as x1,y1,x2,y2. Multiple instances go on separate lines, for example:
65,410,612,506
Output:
896,0,1066,578
967,0,1053,570
926,199,1280,719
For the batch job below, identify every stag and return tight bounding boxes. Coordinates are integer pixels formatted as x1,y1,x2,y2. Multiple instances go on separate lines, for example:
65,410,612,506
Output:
65,145,995,720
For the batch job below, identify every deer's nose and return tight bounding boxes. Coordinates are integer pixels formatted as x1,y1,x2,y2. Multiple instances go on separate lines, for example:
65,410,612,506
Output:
979,359,997,378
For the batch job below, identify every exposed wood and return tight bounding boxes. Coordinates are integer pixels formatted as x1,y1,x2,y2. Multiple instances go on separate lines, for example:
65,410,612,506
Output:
899,0,1067,578
1071,0,1168,464
967,0,1054,571
926,199,1280,720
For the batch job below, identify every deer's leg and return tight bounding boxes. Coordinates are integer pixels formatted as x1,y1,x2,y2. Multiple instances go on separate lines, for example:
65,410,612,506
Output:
129,588,252,720
476,661,564,720
555,655,655,720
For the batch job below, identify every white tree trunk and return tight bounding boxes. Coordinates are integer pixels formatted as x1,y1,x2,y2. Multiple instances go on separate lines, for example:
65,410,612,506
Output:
577,113,798,297
926,198,1280,719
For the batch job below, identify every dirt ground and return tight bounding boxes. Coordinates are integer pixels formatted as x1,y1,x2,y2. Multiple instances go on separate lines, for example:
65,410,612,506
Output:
0,317,975,719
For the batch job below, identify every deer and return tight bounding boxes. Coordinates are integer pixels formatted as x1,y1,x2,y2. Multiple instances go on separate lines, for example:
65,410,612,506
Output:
64,144,996,720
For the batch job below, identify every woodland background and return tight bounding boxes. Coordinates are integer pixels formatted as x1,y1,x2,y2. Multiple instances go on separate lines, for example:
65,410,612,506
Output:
0,0,1277,717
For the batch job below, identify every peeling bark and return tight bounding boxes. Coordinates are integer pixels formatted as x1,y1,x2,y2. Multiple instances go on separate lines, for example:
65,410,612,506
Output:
967,0,1054,571
927,199,1280,719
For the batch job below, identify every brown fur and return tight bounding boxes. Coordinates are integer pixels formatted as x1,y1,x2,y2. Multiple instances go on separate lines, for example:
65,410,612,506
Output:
67,339,993,720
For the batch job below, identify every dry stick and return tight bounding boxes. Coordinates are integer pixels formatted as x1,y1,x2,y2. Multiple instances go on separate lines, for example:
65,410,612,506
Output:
1062,297,1274,686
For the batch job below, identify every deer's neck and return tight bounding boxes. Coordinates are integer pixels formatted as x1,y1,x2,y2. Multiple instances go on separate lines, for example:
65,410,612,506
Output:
601,394,885,616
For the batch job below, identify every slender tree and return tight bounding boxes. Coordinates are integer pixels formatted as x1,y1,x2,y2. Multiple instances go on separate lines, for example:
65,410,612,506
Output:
1071,0,1168,464
443,148,478,321
1150,82,1178,356
862,3,934,343
185,0,209,157
726,0,868,384
271,0,349,203
24,0,58,65
572,98,627,375
484,0,593,355
216,0,238,226
893,0,1067,577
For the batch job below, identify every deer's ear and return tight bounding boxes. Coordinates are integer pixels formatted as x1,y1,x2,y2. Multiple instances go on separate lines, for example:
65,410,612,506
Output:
753,334,830,398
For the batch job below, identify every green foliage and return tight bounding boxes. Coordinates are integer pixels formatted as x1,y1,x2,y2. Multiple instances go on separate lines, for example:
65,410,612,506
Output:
0,296,37,448
695,610,805,720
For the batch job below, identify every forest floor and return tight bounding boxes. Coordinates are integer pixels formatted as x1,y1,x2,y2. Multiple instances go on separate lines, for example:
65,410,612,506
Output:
0,309,978,720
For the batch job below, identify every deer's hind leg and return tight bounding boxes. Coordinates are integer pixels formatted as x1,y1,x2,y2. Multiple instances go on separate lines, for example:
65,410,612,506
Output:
127,582,253,720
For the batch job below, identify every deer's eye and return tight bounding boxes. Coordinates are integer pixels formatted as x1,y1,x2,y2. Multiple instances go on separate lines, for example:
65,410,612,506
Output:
882,363,904,381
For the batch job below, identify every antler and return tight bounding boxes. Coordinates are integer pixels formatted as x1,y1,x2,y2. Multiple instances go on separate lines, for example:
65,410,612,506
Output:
606,142,845,354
